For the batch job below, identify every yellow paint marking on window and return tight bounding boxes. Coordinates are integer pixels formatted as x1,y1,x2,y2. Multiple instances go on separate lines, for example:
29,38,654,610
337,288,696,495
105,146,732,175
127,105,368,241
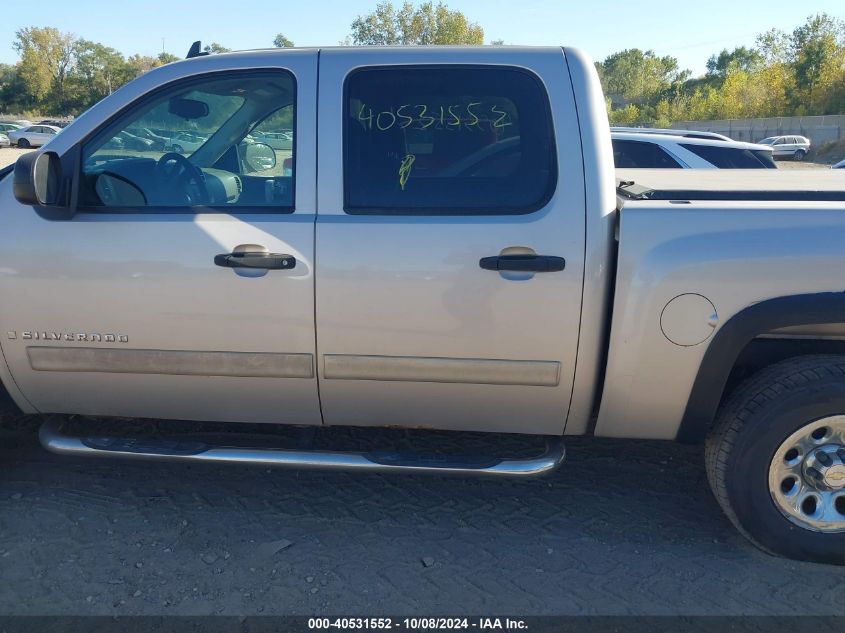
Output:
399,154,416,191
466,102,481,128
491,104,512,128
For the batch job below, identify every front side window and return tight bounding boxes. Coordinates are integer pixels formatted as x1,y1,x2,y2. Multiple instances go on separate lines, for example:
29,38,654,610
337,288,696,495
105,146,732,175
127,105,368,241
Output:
344,66,556,214
80,71,295,211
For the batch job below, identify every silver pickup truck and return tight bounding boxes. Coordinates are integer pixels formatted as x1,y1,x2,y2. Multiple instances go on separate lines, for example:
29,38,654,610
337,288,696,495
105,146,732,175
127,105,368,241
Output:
3,45,845,564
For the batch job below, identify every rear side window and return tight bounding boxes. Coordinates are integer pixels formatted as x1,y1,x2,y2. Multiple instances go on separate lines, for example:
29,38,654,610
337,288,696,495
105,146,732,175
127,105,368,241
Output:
680,144,775,169
344,66,557,215
611,140,683,168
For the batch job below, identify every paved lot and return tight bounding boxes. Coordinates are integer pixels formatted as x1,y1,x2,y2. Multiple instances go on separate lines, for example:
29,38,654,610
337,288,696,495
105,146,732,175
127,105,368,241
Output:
1,421,844,616
0,147,32,168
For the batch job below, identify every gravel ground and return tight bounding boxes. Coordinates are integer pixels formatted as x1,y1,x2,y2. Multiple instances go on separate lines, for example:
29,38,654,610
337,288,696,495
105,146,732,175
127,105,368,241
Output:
778,160,831,169
1,421,845,617
0,146,33,168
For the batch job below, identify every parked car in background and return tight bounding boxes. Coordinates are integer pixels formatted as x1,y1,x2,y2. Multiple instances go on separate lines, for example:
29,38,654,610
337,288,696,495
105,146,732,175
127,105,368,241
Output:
611,126,733,142
757,135,811,161
253,131,292,150
0,133,9,148
117,130,155,151
7,124,61,148
128,127,170,150
0,123,23,134
167,131,208,153
38,119,73,129
612,131,776,169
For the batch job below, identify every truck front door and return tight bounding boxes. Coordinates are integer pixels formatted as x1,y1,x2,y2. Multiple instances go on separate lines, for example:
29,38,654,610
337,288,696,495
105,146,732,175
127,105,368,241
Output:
0,53,321,426
315,48,586,435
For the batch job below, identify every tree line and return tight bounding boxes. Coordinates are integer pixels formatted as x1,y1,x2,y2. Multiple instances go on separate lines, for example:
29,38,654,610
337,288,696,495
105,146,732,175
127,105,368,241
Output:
600,13,845,124
1,4,842,126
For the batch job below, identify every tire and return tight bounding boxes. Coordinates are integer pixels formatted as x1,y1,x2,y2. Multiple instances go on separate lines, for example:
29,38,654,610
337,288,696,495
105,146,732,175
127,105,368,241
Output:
794,149,806,161
16,138,30,149
706,355,845,563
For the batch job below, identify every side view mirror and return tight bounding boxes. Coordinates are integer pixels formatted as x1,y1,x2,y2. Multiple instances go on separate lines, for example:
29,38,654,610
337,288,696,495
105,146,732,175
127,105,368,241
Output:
13,151,63,206
242,142,277,174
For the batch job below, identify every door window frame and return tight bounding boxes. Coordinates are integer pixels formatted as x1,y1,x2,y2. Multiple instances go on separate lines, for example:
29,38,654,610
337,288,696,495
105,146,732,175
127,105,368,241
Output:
73,68,298,216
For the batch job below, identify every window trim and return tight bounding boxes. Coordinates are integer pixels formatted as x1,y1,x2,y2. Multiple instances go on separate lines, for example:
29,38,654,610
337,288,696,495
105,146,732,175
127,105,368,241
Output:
341,64,558,216
75,68,298,216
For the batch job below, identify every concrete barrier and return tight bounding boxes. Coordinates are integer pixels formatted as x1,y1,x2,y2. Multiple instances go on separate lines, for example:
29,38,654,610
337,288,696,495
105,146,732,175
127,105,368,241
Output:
671,115,845,146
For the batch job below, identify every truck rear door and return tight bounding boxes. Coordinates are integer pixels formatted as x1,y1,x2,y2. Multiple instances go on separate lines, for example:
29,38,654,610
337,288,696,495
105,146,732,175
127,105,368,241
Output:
315,48,586,435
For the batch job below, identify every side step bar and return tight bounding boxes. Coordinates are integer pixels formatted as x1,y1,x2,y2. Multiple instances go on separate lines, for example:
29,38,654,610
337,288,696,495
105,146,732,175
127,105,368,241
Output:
39,418,565,478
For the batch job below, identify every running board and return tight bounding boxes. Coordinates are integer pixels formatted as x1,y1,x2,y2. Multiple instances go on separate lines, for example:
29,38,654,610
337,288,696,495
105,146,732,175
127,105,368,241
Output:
38,418,565,478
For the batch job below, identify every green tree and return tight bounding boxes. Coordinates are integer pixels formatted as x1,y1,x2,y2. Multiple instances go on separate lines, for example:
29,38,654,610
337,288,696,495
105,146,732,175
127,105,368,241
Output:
203,42,231,53
349,1,483,45
598,49,689,107
789,13,845,114
13,26,77,111
705,46,763,79
608,103,641,125
156,52,181,65
0,63,31,112
273,33,295,48
125,54,159,77
72,40,129,107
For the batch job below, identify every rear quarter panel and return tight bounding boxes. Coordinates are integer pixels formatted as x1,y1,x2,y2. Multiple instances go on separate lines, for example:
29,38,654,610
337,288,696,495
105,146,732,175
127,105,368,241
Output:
596,200,845,439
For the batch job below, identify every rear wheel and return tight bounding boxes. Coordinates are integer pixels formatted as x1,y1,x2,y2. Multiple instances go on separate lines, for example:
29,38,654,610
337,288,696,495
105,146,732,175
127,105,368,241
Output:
16,138,30,149
171,144,184,153
794,149,807,161
706,355,845,563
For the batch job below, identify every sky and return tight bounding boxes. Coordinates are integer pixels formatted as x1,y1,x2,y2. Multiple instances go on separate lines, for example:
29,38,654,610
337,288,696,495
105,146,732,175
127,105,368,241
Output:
1,0,844,76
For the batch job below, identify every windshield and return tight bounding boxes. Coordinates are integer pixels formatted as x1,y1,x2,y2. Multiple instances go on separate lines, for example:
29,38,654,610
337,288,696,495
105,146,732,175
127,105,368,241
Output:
758,137,776,145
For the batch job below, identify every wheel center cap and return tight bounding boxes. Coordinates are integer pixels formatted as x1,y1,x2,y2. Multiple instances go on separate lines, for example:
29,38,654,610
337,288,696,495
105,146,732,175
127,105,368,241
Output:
822,464,845,490
804,445,845,491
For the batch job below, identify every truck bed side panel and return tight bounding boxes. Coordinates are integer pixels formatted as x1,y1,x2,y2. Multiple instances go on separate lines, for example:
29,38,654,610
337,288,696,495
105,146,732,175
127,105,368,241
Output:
596,201,845,440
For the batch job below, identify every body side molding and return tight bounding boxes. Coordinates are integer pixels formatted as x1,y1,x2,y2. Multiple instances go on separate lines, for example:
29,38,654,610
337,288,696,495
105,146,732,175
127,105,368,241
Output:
323,354,561,387
27,347,315,379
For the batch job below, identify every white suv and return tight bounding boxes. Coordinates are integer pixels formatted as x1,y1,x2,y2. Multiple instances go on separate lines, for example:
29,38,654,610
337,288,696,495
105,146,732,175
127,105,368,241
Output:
757,135,811,161
611,131,777,169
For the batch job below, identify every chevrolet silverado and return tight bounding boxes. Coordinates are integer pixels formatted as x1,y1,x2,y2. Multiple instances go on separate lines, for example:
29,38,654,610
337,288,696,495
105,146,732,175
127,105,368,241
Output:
2,45,845,563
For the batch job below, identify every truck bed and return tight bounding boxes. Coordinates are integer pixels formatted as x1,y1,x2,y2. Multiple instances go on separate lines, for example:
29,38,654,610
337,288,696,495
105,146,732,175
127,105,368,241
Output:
616,168,845,202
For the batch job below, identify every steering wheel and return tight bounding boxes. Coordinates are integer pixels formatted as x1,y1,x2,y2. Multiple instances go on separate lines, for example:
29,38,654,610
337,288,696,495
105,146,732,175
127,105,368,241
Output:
154,152,208,204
